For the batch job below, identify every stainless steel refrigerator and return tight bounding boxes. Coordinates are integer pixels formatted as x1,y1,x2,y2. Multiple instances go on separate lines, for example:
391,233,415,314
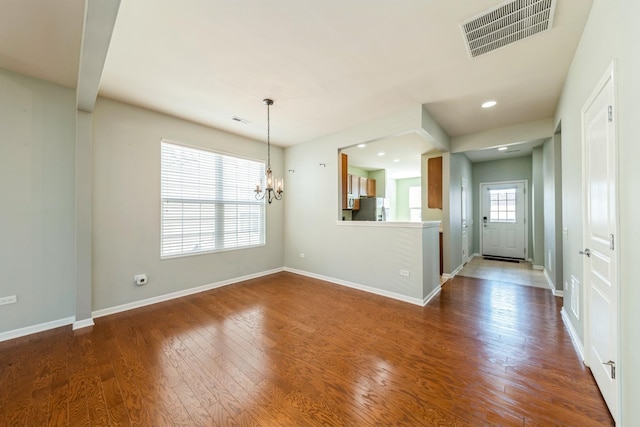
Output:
352,198,388,221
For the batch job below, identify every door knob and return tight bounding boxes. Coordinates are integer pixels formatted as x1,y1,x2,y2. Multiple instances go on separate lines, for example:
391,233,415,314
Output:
579,248,591,257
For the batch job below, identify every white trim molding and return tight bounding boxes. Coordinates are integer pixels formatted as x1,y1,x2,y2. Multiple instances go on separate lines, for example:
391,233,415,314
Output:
442,262,465,282
93,268,284,319
544,269,564,297
561,307,584,362
422,284,442,306
284,267,439,307
73,318,95,330
0,316,75,343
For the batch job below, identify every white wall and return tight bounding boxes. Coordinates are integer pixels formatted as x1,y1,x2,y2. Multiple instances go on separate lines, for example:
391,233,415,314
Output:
555,0,639,422
91,98,284,311
0,70,77,333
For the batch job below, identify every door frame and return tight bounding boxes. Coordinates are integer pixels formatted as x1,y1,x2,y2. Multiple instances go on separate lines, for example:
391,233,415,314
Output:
461,176,469,264
581,61,621,421
478,179,528,260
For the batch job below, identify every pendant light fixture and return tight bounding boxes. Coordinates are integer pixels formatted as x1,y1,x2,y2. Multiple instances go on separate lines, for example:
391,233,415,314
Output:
254,98,283,204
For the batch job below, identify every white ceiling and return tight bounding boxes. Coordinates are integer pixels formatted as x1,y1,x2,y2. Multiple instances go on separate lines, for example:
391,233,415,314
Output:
0,0,84,88
342,133,435,179
463,138,546,163
1,0,593,152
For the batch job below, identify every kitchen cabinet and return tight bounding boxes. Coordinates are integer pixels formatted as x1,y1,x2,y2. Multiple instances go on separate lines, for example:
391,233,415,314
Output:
350,174,360,197
357,177,376,197
428,156,443,209
366,178,376,197
341,153,348,209
359,177,367,197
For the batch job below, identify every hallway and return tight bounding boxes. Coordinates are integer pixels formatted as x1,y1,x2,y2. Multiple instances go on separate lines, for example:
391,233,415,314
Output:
457,256,550,290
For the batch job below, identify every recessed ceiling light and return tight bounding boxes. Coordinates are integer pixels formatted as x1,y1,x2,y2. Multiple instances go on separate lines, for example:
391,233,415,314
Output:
498,146,508,151
357,144,366,148
482,100,497,109
393,159,400,163
377,152,386,156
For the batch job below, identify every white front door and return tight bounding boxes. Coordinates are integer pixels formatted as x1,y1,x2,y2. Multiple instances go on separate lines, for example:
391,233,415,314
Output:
583,64,618,422
461,177,469,263
481,181,526,259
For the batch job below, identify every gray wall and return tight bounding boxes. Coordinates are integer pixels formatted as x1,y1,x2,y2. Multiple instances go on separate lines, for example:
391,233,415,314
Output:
446,153,472,273
284,108,443,302
543,135,563,291
471,156,533,258
531,147,544,267
91,98,284,311
555,0,640,421
0,70,77,333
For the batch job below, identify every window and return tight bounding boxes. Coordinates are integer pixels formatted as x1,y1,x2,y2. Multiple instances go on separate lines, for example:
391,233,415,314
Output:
160,141,265,258
409,185,422,222
489,188,516,223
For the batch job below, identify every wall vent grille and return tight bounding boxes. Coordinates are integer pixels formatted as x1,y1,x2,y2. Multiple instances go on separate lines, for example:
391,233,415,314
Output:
461,0,556,58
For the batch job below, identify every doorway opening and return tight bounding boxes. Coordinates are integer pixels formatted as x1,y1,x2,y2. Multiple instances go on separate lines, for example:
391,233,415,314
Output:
479,180,528,260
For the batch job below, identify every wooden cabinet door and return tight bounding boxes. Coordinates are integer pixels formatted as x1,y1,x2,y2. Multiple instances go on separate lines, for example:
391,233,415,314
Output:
428,156,443,209
341,153,348,209
366,178,376,197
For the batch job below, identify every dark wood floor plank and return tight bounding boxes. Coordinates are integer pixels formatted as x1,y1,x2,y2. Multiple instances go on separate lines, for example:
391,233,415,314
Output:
0,272,614,425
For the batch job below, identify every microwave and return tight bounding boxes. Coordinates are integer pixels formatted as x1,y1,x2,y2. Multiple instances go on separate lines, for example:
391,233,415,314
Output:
347,194,356,209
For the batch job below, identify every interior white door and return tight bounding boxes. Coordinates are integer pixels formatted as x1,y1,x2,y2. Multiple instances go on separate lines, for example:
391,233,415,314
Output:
583,65,618,421
481,182,526,259
461,177,469,263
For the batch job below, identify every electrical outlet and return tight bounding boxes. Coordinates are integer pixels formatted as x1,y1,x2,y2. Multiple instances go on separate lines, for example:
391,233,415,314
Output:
299,253,305,258
134,274,148,286
400,270,410,277
0,295,17,306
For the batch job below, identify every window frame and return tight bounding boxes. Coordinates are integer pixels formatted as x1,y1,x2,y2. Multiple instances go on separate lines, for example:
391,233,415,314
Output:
160,139,266,259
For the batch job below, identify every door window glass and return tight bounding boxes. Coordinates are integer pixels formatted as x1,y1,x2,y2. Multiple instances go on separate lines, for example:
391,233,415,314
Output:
489,188,516,223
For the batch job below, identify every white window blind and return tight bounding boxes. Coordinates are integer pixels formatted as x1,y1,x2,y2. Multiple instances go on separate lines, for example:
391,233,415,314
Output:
161,141,265,258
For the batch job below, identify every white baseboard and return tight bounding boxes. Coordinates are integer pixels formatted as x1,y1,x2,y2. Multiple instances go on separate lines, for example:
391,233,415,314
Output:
561,307,584,362
73,318,95,330
92,268,284,319
422,284,442,306
442,263,465,282
2,266,440,343
543,269,564,297
532,264,544,270
0,316,75,343
284,267,434,307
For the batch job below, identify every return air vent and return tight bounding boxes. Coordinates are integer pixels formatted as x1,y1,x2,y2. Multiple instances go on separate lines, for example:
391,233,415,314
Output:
461,0,556,58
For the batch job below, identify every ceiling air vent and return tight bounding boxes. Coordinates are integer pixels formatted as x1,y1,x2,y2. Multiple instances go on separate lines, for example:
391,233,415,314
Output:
461,0,557,58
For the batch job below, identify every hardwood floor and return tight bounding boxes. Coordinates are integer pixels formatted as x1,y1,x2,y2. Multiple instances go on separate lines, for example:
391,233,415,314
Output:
0,272,613,426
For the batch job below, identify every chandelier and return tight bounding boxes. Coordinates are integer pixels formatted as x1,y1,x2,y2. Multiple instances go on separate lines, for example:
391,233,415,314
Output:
255,98,283,204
